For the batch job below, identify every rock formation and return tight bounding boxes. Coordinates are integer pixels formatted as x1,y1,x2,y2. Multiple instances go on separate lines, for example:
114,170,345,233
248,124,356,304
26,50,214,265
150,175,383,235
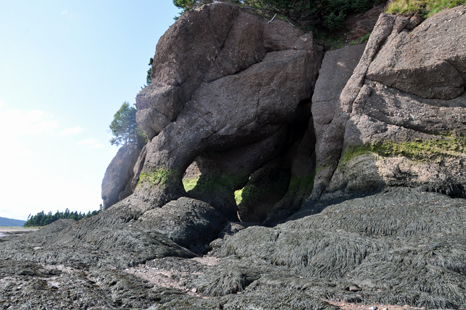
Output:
102,145,143,209
311,6,466,204
131,2,322,220
3,3,466,310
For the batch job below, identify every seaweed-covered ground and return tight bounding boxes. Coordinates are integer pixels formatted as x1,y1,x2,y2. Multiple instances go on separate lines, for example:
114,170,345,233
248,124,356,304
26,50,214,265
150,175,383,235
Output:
1,187,466,309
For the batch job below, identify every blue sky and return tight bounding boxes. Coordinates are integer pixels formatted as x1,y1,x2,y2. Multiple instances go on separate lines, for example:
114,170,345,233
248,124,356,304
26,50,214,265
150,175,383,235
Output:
0,1,180,220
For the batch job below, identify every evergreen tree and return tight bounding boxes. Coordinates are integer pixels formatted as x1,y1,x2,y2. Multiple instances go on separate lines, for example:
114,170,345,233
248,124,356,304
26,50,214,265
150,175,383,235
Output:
109,102,147,148
172,0,381,30
23,208,102,227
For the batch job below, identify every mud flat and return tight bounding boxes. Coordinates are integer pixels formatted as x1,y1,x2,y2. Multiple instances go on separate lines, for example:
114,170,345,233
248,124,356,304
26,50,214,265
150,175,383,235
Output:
0,227,38,240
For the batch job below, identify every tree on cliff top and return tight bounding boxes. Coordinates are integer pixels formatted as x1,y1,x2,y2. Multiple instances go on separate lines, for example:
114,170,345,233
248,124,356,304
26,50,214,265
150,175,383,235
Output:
173,0,381,30
173,0,242,15
109,102,147,148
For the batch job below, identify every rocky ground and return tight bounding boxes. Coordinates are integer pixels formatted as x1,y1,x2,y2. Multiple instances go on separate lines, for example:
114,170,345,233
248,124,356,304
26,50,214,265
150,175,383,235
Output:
0,228,37,242
1,187,466,309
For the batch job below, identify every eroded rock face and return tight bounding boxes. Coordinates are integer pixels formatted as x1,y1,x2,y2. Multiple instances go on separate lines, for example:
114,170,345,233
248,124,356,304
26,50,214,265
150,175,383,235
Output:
311,44,366,199
102,145,143,209
311,6,466,201
132,2,322,218
366,8,466,100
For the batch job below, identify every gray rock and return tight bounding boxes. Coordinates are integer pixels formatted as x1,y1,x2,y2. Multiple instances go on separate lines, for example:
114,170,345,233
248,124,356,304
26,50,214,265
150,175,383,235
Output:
216,188,466,309
130,144,147,192
311,8,466,199
311,43,366,199
367,6,466,100
138,197,227,254
102,145,142,209
349,285,361,292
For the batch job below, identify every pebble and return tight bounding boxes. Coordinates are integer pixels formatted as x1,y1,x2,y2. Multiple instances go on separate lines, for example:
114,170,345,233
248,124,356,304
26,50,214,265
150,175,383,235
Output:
349,285,361,292
368,307,378,310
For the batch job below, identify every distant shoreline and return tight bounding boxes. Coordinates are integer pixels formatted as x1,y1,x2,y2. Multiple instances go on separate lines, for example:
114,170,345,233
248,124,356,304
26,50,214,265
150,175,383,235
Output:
0,227,38,239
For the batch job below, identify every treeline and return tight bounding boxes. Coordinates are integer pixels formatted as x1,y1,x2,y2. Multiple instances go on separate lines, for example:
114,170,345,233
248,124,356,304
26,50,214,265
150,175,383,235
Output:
173,0,383,31
24,208,102,227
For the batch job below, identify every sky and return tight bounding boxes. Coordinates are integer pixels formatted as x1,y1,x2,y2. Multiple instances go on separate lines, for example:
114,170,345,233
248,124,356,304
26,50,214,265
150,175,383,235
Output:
0,1,180,220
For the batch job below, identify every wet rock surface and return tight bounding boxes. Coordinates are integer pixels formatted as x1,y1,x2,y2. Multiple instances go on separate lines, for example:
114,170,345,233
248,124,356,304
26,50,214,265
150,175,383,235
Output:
2,188,466,309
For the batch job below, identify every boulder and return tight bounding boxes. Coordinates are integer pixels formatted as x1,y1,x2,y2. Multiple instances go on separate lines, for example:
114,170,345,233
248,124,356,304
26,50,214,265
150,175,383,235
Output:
138,197,228,254
367,7,466,99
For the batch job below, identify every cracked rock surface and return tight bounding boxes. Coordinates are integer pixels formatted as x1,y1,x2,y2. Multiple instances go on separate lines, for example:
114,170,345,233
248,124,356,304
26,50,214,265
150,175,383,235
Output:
311,6,466,202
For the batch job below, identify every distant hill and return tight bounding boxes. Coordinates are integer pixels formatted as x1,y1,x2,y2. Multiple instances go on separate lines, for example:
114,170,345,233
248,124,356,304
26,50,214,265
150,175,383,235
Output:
0,217,26,227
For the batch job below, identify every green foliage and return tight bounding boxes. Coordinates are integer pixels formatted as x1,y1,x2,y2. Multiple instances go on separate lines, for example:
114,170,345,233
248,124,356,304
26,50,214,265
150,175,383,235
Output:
173,0,242,18
386,0,428,15
386,0,466,17
426,0,466,16
172,0,381,31
234,189,244,204
24,208,102,227
146,58,153,85
182,176,200,192
350,32,371,45
109,102,147,148
138,169,180,187
324,10,346,31
340,137,466,167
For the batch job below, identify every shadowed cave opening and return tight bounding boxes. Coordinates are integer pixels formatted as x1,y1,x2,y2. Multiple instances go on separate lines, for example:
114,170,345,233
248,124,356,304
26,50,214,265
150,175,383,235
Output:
180,99,317,224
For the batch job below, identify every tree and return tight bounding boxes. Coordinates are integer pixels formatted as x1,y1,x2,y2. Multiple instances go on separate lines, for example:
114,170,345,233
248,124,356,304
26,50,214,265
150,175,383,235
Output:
172,0,380,31
109,102,147,148
146,58,153,85
173,0,213,14
23,208,102,227
173,0,242,18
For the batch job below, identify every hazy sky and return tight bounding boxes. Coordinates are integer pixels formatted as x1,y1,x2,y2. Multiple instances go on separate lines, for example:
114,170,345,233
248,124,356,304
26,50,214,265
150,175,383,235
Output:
0,1,179,220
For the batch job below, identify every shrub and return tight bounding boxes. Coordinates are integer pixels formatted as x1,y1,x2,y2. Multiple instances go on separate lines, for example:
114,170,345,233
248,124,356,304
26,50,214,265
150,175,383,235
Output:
386,0,466,17
172,0,382,31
